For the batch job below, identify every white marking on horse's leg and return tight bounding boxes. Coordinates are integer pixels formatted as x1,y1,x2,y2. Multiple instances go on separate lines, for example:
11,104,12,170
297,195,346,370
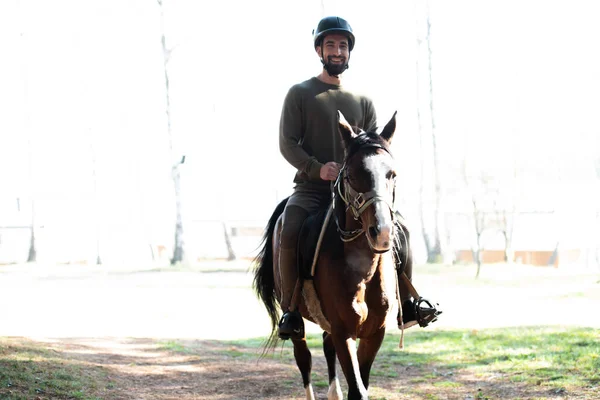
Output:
327,377,343,400
305,384,316,400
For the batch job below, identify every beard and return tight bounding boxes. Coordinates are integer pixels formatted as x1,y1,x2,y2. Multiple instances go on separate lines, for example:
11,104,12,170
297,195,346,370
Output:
323,57,349,76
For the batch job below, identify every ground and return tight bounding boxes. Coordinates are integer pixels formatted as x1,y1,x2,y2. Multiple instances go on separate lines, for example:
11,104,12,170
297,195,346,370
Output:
1,261,599,399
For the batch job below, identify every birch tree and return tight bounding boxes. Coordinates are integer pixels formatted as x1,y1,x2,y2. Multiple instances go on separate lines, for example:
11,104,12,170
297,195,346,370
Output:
222,222,236,261
157,0,185,265
26,139,36,263
462,164,492,279
18,1,36,263
594,156,600,268
90,134,101,265
416,0,443,263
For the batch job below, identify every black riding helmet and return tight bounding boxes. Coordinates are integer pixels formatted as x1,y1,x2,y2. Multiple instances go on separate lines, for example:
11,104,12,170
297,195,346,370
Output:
313,16,355,51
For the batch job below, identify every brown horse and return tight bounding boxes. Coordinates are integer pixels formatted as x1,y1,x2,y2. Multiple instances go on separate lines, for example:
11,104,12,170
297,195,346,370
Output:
253,111,408,400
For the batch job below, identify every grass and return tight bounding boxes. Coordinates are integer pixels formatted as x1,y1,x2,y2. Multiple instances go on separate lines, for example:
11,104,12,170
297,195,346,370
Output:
378,326,600,393
157,340,194,354
0,338,115,400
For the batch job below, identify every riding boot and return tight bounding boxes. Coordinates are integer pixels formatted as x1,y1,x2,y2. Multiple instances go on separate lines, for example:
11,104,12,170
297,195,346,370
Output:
397,263,443,329
397,251,419,329
394,220,442,329
278,205,308,340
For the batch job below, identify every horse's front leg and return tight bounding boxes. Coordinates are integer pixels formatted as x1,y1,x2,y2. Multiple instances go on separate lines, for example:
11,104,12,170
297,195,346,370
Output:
323,332,343,400
330,332,368,400
292,337,316,400
357,326,386,389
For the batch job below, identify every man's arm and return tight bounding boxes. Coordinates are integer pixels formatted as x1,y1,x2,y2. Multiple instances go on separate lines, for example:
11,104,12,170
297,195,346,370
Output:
279,87,324,180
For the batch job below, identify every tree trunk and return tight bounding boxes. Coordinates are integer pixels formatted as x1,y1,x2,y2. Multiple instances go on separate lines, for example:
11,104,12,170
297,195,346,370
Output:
416,0,442,263
21,9,36,263
171,164,185,264
158,0,185,265
426,1,443,263
26,137,36,264
503,229,514,264
90,136,102,265
596,211,600,269
416,7,433,262
471,236,483,279
222,222,236,261
27,203,36,263
548,241,559,267
26,177,36,262
474,245,482,279
417,74,434,260
472,198,484,279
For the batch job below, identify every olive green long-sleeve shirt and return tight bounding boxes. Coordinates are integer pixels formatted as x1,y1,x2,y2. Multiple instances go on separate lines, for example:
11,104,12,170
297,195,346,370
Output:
279,77,377,192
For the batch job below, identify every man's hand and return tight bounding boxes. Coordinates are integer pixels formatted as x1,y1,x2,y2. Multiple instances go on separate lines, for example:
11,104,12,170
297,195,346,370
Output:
320,162,341,181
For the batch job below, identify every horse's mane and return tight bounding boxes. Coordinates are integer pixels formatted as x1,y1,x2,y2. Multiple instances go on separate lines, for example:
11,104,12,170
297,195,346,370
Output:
345,132,392,161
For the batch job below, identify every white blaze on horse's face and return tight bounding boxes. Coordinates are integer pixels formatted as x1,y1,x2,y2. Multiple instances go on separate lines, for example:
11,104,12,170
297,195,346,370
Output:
362,151,395,252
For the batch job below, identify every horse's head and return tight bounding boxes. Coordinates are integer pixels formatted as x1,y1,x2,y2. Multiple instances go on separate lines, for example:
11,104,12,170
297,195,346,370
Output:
335,110,397,253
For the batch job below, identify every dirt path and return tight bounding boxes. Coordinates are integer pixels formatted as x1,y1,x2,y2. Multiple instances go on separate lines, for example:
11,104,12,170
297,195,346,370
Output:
29,336,313,400
20,335,588,400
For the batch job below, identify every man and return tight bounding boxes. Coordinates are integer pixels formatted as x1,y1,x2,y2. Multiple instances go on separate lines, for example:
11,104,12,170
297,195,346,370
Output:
277,16,440,340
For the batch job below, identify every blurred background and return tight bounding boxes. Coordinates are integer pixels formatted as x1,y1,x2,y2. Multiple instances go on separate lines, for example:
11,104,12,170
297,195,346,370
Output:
1,0,599,270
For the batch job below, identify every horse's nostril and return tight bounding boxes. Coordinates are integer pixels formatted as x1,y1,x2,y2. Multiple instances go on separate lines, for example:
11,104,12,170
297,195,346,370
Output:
368,226,380,238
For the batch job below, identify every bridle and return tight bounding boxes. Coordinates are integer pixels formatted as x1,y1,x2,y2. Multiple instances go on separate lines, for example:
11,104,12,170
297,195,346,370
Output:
332,143,396,246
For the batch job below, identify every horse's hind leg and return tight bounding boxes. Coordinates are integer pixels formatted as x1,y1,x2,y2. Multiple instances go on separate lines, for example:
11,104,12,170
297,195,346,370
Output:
323,332,343,400
292,337,316,400
357,327,386,390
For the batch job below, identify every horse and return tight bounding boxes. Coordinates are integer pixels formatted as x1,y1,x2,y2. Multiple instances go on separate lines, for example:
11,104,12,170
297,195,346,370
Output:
253,111,409,400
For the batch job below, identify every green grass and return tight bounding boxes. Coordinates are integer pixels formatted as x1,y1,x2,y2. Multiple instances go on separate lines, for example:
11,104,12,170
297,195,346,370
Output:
0,339,114,400
157,340,194,354
378,326,600,391
223,326,599,394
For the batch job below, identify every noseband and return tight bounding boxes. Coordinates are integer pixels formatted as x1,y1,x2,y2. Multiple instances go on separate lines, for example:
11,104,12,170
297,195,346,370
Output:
332,143,396,245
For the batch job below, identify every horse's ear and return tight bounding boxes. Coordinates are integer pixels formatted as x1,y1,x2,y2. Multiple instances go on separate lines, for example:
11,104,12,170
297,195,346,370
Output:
338,110,357,145
380,111,397,144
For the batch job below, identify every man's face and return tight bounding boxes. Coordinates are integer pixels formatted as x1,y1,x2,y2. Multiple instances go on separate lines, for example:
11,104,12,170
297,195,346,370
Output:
317,33,350,76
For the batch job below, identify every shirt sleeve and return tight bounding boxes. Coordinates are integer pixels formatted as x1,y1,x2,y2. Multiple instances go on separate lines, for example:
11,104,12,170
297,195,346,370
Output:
279,86,324,180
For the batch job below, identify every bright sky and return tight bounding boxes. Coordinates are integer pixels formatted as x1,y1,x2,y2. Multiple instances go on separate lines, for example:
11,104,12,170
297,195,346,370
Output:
0,0,599,262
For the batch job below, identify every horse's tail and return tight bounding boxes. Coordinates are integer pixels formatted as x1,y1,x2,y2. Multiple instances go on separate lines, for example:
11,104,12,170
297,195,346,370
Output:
252,197,288,348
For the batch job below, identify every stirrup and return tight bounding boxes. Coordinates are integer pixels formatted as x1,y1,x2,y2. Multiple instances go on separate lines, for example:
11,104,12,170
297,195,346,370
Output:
414,297,442,328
